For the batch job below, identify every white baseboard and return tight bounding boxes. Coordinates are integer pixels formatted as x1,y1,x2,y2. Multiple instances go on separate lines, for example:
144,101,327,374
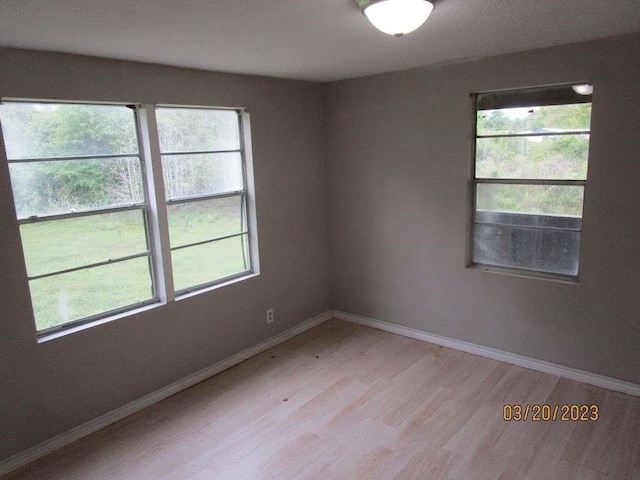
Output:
334,310,640,397
0,310,333,477
5,308,638,476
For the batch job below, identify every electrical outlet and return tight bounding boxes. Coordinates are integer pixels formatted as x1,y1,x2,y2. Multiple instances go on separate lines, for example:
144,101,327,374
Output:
266,308,274,324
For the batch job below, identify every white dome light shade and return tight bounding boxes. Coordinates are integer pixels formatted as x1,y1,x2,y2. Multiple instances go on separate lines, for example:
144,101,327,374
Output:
363,0,434,37
572,84,594,95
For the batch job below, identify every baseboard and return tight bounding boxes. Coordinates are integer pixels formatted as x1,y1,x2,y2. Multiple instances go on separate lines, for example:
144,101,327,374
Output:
0,310,333,477
5,308,637,476
334,310,640,397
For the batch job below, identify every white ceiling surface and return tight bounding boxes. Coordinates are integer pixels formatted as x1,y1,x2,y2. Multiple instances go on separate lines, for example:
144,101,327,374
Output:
0,0,638,82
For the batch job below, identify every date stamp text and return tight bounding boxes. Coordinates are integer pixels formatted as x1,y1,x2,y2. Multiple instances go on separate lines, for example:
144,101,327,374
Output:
503,404,599,422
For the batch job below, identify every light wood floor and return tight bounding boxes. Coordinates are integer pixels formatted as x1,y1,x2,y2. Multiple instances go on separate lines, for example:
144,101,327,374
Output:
4,319,640,479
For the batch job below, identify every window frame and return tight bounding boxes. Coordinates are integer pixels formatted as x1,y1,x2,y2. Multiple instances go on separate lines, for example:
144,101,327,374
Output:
0,99,259,339
1,100,159,335
155,105,256,297
467,84,592,282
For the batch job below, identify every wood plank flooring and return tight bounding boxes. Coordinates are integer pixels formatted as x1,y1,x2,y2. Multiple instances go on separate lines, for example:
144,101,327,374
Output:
4,319,640,479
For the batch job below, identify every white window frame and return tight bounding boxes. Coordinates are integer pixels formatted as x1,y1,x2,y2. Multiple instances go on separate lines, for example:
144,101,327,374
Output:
153,105,258,297
0,99,259,339
467,84,592,282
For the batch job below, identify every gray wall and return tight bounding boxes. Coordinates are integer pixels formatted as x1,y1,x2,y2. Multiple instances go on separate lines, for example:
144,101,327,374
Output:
0,48,330,461
326,34,640,384
2,33,640,464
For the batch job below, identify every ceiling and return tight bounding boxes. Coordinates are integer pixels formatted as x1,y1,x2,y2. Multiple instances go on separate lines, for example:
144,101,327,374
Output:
0,0,638,82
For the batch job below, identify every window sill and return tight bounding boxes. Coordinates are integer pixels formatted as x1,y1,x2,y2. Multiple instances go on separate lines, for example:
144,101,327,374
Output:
175,271,259,301
467,263,579,284
37,300,164,344
35,273,260,343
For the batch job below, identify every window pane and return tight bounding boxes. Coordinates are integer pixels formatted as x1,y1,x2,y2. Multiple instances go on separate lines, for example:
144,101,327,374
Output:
477,103,592,136
168,196,244,248
476,184,584,217
473,223,580,276
172,235,249,292
475,210,581,231
20,210,148,277
0,102,139,159
9,157,144,218
30,257,153,331
476,134,589,180
156,108,240,153
161,152,243,200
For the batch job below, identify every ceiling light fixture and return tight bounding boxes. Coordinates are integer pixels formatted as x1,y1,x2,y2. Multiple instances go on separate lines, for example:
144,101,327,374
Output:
571,84,593,96
356,0,435,37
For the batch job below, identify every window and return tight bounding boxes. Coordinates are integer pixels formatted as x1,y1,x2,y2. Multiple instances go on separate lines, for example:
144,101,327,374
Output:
0,100,257,335
470,84,593,279
156,107,253,294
